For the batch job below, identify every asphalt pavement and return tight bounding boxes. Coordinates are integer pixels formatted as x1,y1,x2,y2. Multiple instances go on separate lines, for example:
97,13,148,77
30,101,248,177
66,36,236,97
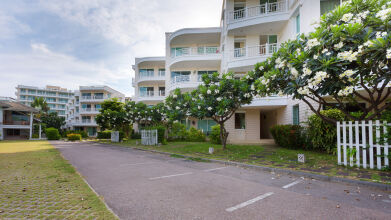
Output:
52,141,391,220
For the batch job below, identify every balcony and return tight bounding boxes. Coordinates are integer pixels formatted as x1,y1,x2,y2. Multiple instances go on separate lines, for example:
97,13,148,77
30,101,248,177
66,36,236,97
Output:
80,108,101,114
137,91,165,102
243,95,288,108
169,75,202,92
136,75,165,84
0,121,31,129
227,43,278,72
80,95,105,102
71,119,97,126
169,46,221,68
226,1,290,34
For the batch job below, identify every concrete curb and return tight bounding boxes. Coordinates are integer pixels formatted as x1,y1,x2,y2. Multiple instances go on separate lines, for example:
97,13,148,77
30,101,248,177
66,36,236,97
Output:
101,143,391,191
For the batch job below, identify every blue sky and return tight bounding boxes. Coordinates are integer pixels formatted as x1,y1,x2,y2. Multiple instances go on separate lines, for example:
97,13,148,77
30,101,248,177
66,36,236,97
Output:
0,0,222,97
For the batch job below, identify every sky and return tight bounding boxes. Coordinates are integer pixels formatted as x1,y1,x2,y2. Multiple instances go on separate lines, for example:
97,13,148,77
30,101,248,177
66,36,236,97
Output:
0,0,223,98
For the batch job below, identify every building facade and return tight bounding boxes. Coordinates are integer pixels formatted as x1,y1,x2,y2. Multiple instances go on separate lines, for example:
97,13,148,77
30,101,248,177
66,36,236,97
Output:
15,85,74,118
132,0,344,144
65,86,125,136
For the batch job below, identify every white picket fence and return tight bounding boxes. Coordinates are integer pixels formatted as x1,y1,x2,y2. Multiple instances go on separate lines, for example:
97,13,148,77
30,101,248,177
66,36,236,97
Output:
337,120,390,170
141,129,158,146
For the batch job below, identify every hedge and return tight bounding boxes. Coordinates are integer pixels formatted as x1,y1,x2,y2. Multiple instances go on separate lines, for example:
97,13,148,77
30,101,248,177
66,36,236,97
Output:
67,133,82,141
97,130,112,139
270,125,305,149
45,127,60,140
209,125,221,144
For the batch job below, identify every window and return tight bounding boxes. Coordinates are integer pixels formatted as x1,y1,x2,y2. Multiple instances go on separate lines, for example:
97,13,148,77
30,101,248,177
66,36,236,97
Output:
37,90,45,95
28,90,36,94
158,69,165,77
171,71,191,82
158,87,165,96
235,113,246,129
296,13,301,35
94,93,104,99
139,87,154,97
320,0,341,15
292,105,300,125
139,69,154,78
197,119,217,134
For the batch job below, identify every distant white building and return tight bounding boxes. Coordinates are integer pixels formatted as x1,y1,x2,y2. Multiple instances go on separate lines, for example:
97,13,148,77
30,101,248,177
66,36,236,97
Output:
132,0,345,144
65,85,125,136
15,85,74,118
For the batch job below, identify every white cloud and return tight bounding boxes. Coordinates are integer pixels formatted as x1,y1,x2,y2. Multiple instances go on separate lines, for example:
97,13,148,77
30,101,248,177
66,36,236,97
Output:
0,43,131,97
0,11,31,39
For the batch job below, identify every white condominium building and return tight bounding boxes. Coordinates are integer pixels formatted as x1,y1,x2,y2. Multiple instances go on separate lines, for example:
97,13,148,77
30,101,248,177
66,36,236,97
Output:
132,0,345,144
15,85,74,118
66,85,125,136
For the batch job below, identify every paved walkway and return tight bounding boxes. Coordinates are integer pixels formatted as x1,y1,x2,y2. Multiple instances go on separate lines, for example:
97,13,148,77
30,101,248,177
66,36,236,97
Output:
52,141,391,220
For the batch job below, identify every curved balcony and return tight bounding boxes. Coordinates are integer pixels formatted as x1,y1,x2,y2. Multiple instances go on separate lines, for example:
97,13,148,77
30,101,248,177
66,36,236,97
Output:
243,95,288,108
226,1,290,34
136,75,166,84
136,91,165,103
227,43,278,72
168,75,202,92
169,46,221,69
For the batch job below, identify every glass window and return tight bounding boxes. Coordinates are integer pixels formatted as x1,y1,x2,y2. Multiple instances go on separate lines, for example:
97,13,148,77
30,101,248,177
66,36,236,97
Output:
320,0,340,15
139,87,154,96
235,113,246,129
158,87,165,96
158,69,165,77
139,69,154,78
296,13,300,35
28,90,36,94
292,105,300,125
171,71,191,82
197,119,217,134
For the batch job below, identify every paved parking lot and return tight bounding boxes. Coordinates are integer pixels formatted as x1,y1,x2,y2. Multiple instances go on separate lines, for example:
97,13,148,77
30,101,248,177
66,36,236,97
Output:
52,141,391,220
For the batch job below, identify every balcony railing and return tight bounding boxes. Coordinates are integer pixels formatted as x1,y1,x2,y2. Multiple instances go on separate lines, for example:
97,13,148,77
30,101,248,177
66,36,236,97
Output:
231,43,278,60
80,108,101,113
171,46,220,58
1,121,30,126
228,1,287,23
169,75,202,91
81,96,104,100
140,91,155,97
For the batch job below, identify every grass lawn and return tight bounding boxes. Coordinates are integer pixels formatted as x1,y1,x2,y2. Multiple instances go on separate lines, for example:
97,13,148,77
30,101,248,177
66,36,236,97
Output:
102,139,391,185
0,140,117,219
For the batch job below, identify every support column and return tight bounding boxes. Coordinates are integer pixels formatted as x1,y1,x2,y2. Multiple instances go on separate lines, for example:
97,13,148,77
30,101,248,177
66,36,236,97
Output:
39,124,42,139
29,112,33,140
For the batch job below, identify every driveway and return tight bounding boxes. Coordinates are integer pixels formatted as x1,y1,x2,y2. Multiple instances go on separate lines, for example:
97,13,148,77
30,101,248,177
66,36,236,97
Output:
52,141,391,220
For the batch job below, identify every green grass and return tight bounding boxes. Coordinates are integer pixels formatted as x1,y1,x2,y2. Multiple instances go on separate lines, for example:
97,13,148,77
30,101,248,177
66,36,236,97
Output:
102,139,391,185
0,140,117,219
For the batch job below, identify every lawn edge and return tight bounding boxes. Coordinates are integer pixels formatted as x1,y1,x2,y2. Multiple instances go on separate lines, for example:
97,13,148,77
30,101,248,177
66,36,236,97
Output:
50,141,120,219
101,142,391,191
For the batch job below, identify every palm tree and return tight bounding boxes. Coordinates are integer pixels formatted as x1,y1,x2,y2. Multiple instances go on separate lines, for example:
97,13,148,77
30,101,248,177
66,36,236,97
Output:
31,97,50,113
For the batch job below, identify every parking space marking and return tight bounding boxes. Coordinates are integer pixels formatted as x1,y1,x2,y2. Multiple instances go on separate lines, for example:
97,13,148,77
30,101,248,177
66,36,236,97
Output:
282,178,303,189
204,167,228,172
149,172,193,180
120,162,157,167
226,192,274,212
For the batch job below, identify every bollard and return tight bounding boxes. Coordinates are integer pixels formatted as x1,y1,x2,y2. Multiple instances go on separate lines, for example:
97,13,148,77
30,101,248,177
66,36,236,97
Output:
209,147,214,154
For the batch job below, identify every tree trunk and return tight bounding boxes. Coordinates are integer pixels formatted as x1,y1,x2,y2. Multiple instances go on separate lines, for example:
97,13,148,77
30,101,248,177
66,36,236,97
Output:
219,122,229,150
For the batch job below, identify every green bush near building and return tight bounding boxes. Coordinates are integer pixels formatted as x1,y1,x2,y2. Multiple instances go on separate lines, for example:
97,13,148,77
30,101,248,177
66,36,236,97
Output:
209,125,221,144
45,128,60,140
270,125,305,149
187,127,206,142
67,133,82,141
97,130,112,139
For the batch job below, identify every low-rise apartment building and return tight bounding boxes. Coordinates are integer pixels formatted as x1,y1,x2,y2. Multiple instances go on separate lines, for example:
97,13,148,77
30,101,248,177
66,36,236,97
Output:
15,85,74,118
132,0,345,144
65,85,125,136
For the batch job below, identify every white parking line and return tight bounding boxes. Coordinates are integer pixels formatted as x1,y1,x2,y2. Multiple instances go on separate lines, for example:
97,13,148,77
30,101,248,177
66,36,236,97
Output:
120,162,156,167
226,192,274,212
149,172,193,180
282,179,303,189
204,167,228,172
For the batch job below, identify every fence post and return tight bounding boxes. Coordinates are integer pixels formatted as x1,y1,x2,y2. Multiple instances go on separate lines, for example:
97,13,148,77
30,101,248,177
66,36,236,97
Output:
376,120,381,169
355,121,360,167
349,121,353,167
362,121,367,169
342,121,347,166
337,121,341,165
369,120,374,169
384,121,389,167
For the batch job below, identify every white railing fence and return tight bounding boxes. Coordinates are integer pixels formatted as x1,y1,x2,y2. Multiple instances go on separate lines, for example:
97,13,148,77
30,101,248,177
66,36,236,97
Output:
228,1,287,22
141,129,158,146
171,46,220,58
337,120,390,170
232,43,278,60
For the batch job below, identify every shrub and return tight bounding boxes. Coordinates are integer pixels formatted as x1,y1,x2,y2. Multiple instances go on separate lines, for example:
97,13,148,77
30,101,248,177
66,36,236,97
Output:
97,130,112,139
144,125,166,143
45,127,60,140
67,133,82,141
32,133,39,139
63,130,88,139
168,123,188,141
187,127,206,142
270,125,304,149
209,124,221,144
307,109,345,153
131,131,141,139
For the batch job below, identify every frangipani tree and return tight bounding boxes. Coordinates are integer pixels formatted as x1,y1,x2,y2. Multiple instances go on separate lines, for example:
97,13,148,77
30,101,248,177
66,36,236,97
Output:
189,72,253,149
165,89,192,123
95,99,130,132
250,0,391,123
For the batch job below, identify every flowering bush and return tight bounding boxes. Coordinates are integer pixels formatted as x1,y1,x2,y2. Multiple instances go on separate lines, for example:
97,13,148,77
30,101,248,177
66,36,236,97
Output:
189,72,253,149
67,133,82,141
165,89,192,123
249,0,391,123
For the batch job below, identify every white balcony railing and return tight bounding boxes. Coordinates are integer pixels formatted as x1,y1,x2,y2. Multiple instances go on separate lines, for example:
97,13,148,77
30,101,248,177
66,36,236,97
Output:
81,95,105,100
171,46,220,58
139,91,155,97
80,108,101,113
228,1,287,23
169,75,202,91
231,43,278,60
